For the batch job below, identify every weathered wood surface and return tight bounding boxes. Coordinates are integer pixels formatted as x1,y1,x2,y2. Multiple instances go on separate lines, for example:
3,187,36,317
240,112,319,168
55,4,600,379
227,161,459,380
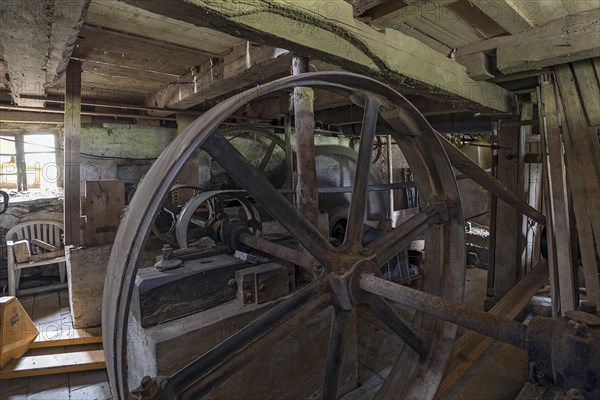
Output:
0,350,105,379
28,249,66,263
118,0,513,112
30,238,59,252
84,180,124,246
30,328,102,349
554,64,600,307
87,0,239,56
540,78,576,314
456,10,600,75
435,259,548,399
149,42,290,113
492,123,523,299
64,60,82,246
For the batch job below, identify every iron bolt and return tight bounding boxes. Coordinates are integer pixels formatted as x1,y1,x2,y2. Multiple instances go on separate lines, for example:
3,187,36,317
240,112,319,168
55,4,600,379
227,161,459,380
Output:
228,279,237,288
243,282,251,289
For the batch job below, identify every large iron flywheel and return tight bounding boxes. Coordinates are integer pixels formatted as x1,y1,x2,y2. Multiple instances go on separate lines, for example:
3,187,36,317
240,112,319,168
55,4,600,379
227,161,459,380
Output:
102,72,465,399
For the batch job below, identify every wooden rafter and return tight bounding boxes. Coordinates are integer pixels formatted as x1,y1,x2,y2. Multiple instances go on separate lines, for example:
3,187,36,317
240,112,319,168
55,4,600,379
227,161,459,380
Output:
118,0,513,113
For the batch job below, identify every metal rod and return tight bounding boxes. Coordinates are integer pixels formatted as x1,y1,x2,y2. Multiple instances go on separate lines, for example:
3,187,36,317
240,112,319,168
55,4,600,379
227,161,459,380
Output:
322,307,351,400
367,204,441,263
179,292,332,399
239,233,315,272
359,274,528,349
365,296,427,357
343,97,380,249
160,281,326,397
201,131,337,268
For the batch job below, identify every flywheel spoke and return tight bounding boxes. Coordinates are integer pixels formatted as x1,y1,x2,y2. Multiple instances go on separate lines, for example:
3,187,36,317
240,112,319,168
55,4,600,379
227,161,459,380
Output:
365,296,427,357
158,280,330,398
257,139,278,173
367,204,445,263
202,130,337,267
342,97,380,250
322,307,352,400
179,294,333,399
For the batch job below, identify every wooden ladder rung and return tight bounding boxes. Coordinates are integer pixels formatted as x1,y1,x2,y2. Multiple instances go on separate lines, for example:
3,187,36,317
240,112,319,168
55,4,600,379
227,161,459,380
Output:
0,350,105,379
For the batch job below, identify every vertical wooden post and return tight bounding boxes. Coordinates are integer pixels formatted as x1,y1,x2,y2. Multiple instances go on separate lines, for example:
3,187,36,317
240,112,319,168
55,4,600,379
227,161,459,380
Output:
55,130,64,189
64,59,82,246
14,132,27,191
492,121,522,300
555,64,600,308
292,55,319,227
540,77,576,314
283,115,294,202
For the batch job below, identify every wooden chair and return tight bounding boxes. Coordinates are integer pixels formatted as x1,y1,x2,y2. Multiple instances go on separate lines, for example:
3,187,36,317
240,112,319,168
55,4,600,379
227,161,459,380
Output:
6,220,66,296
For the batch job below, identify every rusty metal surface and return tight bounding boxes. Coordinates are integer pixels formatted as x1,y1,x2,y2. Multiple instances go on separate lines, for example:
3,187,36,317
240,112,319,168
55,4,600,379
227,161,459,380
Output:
103,72,465,400
360,274,528,349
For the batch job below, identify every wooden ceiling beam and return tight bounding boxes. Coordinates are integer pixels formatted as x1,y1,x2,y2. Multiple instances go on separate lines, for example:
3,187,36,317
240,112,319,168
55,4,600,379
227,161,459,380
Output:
147,42,291,115
118,0,513,113
370,0,458,27
456,9,600,75
467,0,534,34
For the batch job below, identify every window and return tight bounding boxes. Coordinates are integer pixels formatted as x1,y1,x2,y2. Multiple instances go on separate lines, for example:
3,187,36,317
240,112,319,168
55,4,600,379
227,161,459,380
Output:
0,134,57,190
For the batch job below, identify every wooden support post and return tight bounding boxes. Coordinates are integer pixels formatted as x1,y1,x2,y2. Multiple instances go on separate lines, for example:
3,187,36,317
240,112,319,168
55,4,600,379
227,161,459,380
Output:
64,59,82,246
555,64,600,308
492,121,523,300
14,132,27,191
540,77,576,314
292,56,319,227
283,115,294,202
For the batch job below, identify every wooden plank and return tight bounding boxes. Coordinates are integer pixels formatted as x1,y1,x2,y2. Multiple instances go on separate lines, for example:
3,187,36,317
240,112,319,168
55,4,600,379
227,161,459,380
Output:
572,59,600,126
64,60,82,246
73,25,210,76
372,0,458,29
0,350,105,379
149,42,291,112
456,10,600,72
87,0,239,56
119,0,513,112
540,78,576,314
554,67,600,307
492,122,522,300
27,250,65,263
30,239,59,252
555,65,600,256
12,240,31,263
435,259,548,399
496,9,600,74
30,328,102,349
85,180,125,246
468,0,534,34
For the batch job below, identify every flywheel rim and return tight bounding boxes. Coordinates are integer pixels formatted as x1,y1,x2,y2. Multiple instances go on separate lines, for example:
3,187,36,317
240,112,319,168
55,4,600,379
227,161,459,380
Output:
102,71,465,400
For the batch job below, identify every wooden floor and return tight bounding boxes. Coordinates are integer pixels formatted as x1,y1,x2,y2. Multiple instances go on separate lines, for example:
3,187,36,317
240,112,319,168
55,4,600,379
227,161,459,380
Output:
1,268,517,400
0,290,111,400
